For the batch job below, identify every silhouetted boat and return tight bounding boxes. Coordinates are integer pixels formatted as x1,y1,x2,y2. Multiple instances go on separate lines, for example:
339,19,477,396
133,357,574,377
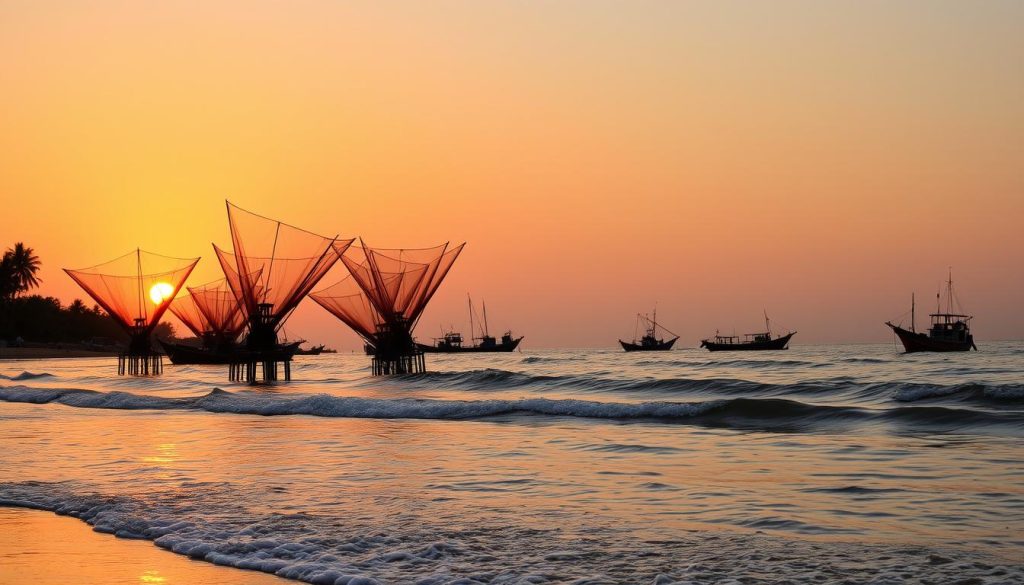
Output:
295,344,325,356
701,313,795,351
417,295,523,353
886,273,977,353
159,339,302,365
619,309,678,352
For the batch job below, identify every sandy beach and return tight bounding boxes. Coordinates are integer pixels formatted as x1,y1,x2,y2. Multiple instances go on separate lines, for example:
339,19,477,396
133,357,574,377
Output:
0,507,291,585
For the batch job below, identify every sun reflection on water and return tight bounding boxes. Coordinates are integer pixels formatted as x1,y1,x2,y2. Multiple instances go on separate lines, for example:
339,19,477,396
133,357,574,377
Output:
140,443,178,465
139,570,166,583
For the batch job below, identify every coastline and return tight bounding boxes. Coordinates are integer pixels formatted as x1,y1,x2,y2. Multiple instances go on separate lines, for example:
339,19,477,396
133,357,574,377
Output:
0,347,117,360
0,507,291,584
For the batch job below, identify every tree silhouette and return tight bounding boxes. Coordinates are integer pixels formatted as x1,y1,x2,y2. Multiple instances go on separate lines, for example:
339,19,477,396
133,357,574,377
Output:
6,243,41,295
0,255,17,301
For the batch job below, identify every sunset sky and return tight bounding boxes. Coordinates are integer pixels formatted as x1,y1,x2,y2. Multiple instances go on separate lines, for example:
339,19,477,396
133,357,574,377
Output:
1,1,1021,348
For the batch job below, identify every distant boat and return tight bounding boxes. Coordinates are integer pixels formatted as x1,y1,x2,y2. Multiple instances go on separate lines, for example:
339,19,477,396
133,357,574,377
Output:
417,295,523,353
295,344,325,356
619,309,679,352
700,313,795,351
886,273,977,353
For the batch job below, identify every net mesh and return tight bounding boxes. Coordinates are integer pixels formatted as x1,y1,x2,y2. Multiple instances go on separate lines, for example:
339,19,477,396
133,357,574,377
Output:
64,249,200,335
169,293,211,338
311,241,464,346
187,278,247,339
220,202,353,332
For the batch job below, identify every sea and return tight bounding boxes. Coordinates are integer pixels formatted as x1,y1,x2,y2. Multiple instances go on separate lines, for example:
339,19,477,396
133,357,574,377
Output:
1,343,1023,584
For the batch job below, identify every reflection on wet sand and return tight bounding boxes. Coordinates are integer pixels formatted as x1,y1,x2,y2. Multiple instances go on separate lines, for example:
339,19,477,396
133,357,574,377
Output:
0,508,289,585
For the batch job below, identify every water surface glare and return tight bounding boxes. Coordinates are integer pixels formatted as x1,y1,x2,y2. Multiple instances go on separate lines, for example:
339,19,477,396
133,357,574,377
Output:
1,344,1023,583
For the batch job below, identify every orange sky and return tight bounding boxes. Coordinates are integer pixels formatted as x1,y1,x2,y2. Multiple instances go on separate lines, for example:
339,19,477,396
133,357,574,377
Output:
1,1,1021,348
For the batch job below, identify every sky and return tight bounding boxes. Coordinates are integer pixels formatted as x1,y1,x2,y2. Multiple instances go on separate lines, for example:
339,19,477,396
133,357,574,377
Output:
1,1,1021,349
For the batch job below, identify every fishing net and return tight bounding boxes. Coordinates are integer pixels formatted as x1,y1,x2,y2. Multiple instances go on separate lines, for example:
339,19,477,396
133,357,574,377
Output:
169,292,211,338
187,278,247,339
64,249,200,336
311,241,464,345
218,202,353,331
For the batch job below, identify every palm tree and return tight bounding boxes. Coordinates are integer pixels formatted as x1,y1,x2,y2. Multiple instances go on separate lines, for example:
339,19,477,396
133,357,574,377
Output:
69,299,88,313
6,243,41,295
0,254,17,301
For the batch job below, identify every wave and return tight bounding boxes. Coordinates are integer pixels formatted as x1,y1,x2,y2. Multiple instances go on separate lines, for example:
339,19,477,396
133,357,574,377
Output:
2,385,1021,435
0,371,53,381
3,480,1017,585
364,368,1024,408
893,382,1024,403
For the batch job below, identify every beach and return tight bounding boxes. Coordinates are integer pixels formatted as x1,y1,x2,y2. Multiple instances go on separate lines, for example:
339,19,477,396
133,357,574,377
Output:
0,507,291,584
1,346,1022,583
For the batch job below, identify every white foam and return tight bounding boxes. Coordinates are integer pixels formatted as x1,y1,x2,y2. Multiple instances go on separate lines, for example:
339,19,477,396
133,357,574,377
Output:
0,385,721,423
1,481,1020,584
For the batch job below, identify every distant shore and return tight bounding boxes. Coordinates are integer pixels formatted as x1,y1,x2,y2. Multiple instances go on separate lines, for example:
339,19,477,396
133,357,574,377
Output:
0,347,117,360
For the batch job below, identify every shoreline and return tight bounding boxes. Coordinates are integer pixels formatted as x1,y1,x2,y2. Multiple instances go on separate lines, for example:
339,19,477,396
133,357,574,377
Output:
0,507,291,585
0,347,118,360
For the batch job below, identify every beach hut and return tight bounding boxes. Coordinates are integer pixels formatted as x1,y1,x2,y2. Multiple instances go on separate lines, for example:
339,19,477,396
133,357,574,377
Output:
64,249,199,375
311,240,464,375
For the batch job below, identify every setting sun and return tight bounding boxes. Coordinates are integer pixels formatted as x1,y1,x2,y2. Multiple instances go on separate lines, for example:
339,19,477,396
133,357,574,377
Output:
149,282,174,305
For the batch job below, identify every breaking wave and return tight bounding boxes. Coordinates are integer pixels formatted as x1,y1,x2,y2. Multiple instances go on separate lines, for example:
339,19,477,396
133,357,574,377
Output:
368,368,1024,406
1,385,1021,435
0,480,1020,585
0,371,53,381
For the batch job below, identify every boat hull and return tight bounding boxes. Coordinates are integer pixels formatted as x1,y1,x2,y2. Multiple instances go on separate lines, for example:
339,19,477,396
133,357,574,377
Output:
885,323,976,353
700,332,795,352
159,340,301,365
619,338,677,352
417,337,524,353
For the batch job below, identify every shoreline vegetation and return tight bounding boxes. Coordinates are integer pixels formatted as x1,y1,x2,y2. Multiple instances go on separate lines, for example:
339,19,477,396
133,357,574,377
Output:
0,243,175,355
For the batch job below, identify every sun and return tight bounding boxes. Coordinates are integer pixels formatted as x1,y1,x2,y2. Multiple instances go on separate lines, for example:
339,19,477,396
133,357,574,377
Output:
149,282,175,305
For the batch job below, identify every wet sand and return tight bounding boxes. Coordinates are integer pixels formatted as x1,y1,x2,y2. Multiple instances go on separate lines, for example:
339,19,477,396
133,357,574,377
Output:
0,508,291,585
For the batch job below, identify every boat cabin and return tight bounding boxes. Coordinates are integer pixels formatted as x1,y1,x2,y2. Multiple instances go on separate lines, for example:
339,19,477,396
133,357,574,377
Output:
928,313,972,343
435,331,465,349
711,332,772,344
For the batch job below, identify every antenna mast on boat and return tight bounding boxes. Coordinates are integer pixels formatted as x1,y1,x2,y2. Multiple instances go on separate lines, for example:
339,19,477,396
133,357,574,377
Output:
764,309,771,336
947,268,954,314
483,300,489,337
911,292,916,333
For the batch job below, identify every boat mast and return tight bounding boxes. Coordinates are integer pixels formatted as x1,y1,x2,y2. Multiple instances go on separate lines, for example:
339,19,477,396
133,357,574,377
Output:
764,309,771,336
136,249,143,321
947,268,953,314
483,300,489,337
911,292,916,333
468,293,475,341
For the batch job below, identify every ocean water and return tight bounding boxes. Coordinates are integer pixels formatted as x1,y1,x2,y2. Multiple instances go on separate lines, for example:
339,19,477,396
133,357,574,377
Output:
1,343,1023,584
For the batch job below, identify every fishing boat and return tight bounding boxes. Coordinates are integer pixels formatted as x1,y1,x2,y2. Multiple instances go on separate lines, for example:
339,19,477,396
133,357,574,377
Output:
160,339,302,365
295,344,325,356
619,309,679,352
417,295,523,353
885,273,977,352
700,313,795,351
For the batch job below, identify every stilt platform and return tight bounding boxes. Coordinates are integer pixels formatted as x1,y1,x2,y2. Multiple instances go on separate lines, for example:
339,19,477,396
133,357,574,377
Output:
228,355,293,383
118,352,163,376
371,351,426,375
